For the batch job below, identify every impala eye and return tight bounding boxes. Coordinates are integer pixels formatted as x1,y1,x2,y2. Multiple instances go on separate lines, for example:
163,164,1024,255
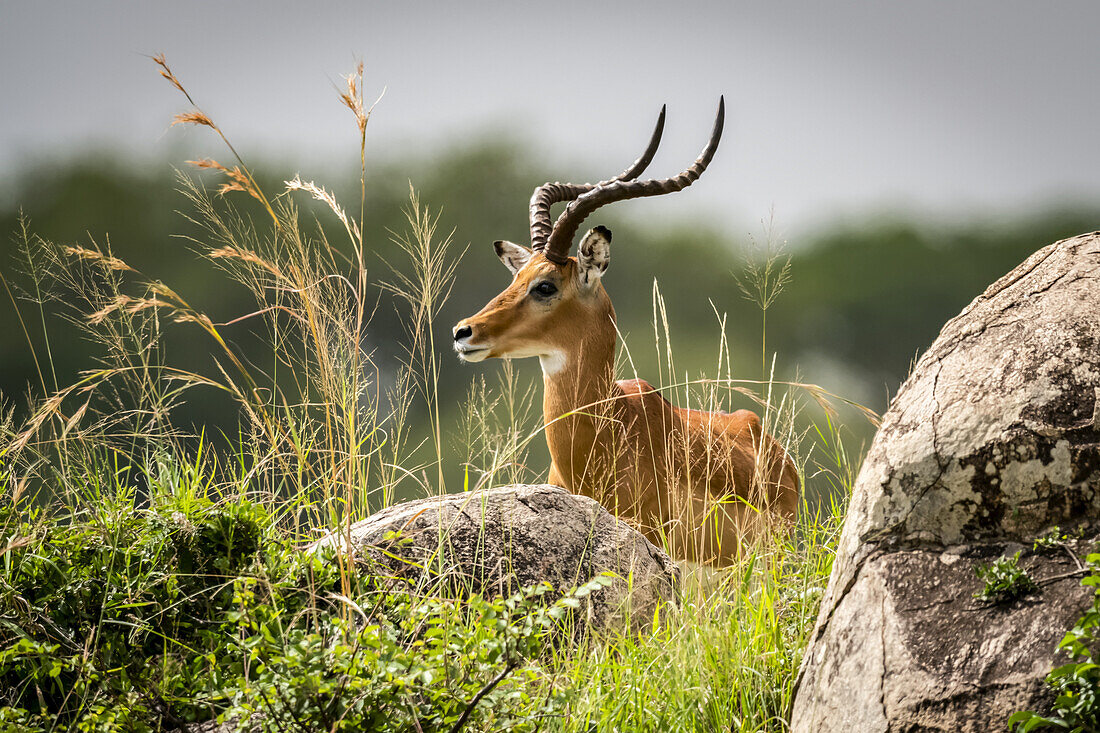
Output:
532,281,558,298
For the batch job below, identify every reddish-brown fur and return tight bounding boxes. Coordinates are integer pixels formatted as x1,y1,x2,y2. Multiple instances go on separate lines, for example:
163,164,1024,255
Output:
455,246,798,566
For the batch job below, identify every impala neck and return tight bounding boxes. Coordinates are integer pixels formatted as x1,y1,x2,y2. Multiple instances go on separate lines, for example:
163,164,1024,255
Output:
541,303,617,489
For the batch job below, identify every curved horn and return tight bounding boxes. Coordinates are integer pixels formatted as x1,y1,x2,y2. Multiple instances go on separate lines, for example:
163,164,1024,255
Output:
529,105,666,261
544,96,724,264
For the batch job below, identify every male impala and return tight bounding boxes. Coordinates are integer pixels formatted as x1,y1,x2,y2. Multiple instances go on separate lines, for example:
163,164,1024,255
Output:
453,100,799,566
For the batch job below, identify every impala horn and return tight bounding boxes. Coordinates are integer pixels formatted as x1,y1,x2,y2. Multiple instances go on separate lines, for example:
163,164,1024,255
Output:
539,97,725,266
528,105,666,262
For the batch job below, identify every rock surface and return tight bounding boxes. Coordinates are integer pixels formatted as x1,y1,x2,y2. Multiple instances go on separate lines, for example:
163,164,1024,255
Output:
792,232,1100,731
311,484,680,631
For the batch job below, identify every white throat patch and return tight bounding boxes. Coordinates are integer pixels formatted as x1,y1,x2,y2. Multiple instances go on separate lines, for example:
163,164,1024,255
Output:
539,350,567,376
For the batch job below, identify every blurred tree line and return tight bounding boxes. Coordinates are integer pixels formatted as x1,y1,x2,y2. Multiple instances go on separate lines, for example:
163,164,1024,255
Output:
2,141,1097,486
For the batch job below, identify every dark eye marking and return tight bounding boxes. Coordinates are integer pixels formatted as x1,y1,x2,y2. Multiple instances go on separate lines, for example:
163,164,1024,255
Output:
531,280,558,298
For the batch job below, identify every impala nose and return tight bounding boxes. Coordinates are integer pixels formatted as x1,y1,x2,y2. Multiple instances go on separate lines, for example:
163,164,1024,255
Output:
453,324,473,342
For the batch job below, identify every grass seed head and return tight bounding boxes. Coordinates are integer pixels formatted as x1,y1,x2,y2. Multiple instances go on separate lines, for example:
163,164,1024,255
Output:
188,158,263,202
63,245,134,272
340,61,368,133
285,175,360,241
172,111,216,129
87,295,161,325
151,53,185,95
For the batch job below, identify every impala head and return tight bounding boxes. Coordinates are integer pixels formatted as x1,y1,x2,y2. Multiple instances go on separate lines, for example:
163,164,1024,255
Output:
452,227,615,372
453,98,725,373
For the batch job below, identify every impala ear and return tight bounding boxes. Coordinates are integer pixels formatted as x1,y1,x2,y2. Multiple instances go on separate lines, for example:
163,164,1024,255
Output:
493,240,532,275
577,226,611,289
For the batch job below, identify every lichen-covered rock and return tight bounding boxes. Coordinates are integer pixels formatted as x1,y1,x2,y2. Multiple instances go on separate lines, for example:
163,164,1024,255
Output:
793,233,1100,732
310,484,680,631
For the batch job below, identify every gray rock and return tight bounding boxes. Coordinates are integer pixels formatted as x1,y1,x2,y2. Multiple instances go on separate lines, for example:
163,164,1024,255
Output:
792,232,1100,731
310,484,680,631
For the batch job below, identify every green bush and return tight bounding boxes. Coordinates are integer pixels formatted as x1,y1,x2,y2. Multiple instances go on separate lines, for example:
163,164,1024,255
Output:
0,489,268,726
1010,553,1100,733
974,551,1038,604
0,482,610,731
218,575,607,732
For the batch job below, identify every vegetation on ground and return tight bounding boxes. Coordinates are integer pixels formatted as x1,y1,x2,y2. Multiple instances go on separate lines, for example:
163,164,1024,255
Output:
0,57,863,730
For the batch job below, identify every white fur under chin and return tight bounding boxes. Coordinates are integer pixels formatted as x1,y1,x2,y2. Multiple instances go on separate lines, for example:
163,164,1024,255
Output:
539,351,566,376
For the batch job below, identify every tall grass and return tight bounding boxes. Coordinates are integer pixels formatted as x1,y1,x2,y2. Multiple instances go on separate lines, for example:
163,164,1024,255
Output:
542,496,847,731
0,57,868,731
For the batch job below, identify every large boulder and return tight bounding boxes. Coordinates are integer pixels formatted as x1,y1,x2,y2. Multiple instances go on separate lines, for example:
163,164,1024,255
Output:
792,233,1100,731
311,484,680,631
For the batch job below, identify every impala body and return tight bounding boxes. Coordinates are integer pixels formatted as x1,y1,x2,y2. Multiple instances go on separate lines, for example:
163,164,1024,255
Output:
454,101,799,565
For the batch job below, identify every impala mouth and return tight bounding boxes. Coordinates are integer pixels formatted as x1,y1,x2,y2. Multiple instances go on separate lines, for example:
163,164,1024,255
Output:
454,344,489,362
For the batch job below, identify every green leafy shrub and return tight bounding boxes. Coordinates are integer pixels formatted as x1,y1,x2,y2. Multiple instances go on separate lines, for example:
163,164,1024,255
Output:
1010,553,1100,733
0,474,612,731
1034,527,1077,553
218,575,610,732
974,551,1038,604
0,488,270,728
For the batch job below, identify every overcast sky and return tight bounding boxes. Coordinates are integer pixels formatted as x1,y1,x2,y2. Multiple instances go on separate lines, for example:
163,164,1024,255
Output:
3,1,1099,238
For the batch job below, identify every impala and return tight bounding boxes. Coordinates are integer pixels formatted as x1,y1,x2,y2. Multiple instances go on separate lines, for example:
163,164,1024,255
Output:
453,100,799,566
